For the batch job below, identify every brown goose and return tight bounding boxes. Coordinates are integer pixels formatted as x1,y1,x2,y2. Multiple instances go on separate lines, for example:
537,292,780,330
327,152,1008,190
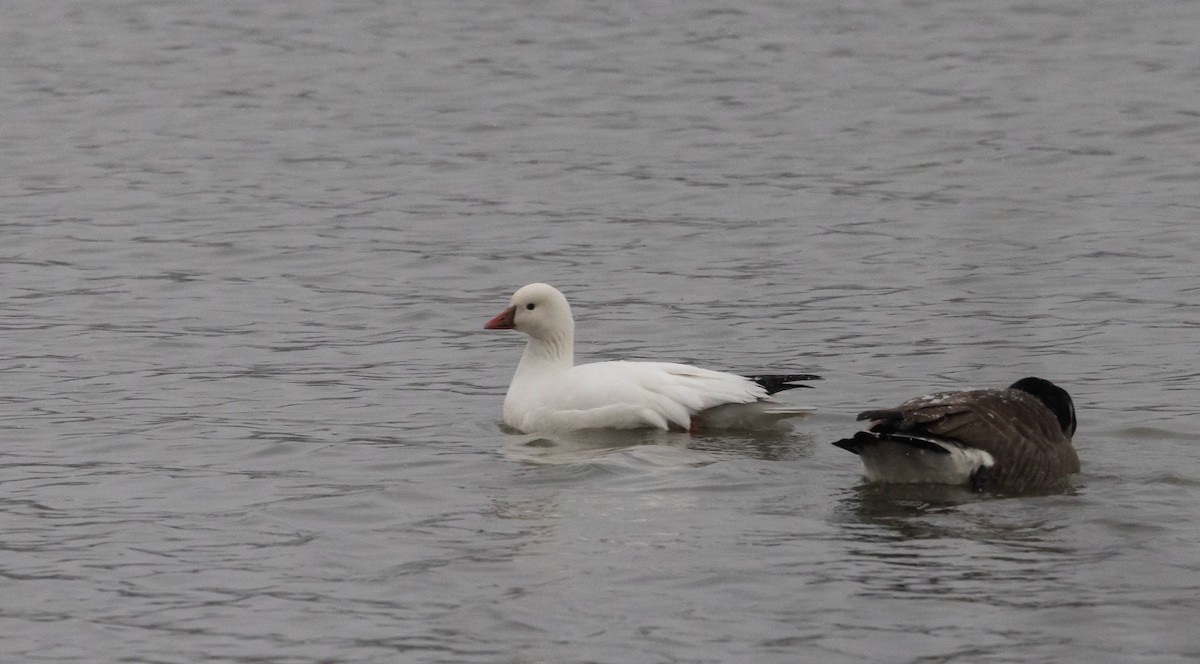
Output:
833,377,1079,492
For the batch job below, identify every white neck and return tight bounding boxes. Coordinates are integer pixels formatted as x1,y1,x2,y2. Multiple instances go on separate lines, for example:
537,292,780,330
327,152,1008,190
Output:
515,325,574,377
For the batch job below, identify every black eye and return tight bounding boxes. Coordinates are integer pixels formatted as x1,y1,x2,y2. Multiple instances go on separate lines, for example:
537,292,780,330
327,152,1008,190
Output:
525,303,536,310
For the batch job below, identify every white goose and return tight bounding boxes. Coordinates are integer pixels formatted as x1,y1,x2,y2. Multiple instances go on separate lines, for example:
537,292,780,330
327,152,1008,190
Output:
484,283,820,433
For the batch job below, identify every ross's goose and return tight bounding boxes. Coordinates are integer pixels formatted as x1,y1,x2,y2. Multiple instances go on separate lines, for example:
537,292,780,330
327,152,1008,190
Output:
833,377,1079,492
484,283,820,433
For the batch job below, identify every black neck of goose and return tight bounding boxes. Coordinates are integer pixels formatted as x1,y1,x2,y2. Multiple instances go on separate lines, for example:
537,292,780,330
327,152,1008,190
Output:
1009,377,1076,436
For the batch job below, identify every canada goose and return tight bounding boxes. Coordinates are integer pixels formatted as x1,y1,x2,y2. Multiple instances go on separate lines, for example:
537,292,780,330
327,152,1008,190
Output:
833,377,1079,492
484,283,820,433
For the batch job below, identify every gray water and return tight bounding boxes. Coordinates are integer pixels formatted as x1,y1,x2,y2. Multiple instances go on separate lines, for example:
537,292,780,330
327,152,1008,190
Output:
3,1,1199,662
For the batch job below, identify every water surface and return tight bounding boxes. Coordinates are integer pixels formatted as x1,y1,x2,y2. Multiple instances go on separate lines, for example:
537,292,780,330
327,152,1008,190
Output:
3,1,1199,662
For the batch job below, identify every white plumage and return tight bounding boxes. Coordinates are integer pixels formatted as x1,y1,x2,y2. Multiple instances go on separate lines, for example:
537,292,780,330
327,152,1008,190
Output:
484,283,818,433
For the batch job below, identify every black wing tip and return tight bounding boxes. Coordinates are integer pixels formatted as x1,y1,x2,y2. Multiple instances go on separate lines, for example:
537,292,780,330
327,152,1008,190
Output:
832,431,879,455
833,430,954,456
745,373,822,395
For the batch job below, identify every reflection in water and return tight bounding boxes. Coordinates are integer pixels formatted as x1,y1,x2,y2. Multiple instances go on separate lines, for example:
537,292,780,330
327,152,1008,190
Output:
827,483,1091,609
689,429,814,461
500,426,813,466
831,482,988,542
846,482,986,513
833,481,1079,540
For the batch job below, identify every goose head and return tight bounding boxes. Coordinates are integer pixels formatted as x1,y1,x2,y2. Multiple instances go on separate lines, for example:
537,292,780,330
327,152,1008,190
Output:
484,283,575,343
1009,377,1076,437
